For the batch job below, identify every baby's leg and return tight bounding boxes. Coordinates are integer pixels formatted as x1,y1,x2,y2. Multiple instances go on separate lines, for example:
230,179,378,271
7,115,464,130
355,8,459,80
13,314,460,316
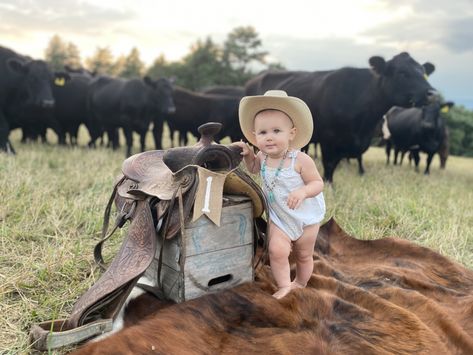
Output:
268,223,292,299
292,224,319,288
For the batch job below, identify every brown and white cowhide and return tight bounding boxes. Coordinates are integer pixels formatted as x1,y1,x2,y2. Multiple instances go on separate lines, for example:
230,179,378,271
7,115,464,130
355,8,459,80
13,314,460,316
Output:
72,218,473,355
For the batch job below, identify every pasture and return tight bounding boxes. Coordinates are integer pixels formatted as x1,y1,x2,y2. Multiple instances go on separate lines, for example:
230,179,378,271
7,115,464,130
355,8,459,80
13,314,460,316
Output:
1,127,472,353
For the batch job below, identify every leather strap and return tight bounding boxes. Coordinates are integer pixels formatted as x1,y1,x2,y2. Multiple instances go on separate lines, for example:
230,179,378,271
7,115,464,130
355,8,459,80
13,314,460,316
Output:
94,198,137,271
29,197,154,350
101,175,126,241
157,186,180,290
67,199,157,329
29,319,113,351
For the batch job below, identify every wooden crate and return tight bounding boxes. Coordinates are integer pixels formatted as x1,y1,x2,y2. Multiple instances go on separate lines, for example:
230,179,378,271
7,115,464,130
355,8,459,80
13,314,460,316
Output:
144,195,254,303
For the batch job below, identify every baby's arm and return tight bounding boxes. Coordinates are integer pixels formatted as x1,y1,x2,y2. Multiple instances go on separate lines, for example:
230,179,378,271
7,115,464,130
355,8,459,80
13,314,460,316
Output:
287,152,324,209
232,141,261,174
298,152,324,197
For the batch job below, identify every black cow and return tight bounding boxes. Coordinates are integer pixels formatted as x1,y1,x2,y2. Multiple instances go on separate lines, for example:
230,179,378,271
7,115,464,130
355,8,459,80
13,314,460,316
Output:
437,125,449,169
0,46,68,153
406,127,449,171
88,76,175,156
153,86,242,149
15,104,64,145
245,52,437,182
383,101,453,174
17,69,86,146
63,65,97,77
52,67,96,145
386,124,450,170
201,85,245,97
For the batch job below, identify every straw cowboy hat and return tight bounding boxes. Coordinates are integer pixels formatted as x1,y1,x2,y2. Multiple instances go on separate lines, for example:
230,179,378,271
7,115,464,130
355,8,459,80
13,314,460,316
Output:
238,90,313,149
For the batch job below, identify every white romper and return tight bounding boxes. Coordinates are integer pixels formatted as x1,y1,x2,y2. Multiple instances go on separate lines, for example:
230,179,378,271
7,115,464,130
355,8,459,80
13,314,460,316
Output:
261,150,326,241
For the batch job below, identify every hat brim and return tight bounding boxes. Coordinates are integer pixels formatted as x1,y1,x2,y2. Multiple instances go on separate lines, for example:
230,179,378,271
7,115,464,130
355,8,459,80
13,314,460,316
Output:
239,95,313,149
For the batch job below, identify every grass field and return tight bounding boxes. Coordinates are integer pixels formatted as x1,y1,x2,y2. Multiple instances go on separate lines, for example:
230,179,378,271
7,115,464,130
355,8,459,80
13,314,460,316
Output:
1,126,472,353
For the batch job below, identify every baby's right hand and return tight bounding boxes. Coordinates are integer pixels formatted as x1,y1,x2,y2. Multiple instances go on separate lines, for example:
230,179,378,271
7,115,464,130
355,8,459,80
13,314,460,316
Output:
232,141,251,156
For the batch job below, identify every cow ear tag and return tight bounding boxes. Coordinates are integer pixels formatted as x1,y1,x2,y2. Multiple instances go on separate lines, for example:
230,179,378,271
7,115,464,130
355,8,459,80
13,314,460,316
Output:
55,77,65,86
423,74,429,80
441,106,450,113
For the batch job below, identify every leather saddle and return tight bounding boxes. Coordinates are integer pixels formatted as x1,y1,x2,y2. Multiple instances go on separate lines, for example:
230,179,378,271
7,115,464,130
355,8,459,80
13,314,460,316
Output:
30,122,267,350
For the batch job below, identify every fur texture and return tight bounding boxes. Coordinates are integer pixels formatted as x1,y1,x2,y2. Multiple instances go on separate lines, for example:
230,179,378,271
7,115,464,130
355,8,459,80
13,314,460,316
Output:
72,219,473,354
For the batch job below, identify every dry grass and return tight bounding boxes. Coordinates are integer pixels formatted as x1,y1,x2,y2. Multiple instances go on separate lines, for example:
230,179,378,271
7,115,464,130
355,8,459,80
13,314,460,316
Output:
1,126,472,353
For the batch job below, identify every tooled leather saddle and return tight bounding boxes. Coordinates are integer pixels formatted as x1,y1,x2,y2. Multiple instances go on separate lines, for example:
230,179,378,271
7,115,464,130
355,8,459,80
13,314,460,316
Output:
29,122,267,350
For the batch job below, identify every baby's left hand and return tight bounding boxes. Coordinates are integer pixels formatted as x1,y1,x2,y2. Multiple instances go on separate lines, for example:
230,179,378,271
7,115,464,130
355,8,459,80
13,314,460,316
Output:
287,188,307,210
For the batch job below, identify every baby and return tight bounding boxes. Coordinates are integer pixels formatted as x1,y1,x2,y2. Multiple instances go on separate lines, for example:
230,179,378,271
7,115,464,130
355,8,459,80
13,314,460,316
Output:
233,90,325,299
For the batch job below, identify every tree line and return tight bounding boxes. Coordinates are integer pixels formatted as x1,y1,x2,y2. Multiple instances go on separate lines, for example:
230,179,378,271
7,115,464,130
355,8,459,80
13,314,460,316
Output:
444,107,473,157
45,26,284,90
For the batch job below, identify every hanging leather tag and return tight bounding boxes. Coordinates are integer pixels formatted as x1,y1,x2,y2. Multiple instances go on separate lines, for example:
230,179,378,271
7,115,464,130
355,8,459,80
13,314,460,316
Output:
192,167,228,226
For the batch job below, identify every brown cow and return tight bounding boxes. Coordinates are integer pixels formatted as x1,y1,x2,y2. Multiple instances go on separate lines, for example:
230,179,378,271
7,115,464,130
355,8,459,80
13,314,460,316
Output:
72,219,473,354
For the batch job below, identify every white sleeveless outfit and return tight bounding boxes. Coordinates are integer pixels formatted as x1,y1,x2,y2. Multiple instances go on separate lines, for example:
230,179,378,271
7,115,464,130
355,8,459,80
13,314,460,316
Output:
261,150,326,241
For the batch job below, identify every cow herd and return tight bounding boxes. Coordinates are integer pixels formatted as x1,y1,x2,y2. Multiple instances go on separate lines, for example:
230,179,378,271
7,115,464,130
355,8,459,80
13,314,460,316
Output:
1,45,453,182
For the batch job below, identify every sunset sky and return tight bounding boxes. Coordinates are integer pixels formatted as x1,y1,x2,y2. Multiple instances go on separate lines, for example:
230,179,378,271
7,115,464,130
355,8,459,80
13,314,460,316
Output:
1,0,472,108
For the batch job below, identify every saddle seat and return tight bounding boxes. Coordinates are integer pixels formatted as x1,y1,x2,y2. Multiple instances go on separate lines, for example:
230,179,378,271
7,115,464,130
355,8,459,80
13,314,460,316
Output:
118,150,196,201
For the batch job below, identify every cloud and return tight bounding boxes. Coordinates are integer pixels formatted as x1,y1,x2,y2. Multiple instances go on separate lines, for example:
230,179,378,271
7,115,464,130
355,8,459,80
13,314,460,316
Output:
364,1,473,53
0,0,135,36
263,35,401,71
379,0,473,13
364,14,473,53
442,17,473,52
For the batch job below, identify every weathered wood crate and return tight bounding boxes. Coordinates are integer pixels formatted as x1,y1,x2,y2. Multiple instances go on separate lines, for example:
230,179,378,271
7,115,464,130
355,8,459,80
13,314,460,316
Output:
144,194,254,303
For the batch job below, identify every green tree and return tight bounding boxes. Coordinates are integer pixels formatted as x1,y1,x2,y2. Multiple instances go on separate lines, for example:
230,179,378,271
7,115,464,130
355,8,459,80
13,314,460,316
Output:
119,47,145,78
222,26,268,84
180,37,224,90
144,28,273,90
267,61,286,71
44,34,68,71
111,55,126,76
147,54,176,79
445,106,473,157
64,42,82,70
85,47,115,75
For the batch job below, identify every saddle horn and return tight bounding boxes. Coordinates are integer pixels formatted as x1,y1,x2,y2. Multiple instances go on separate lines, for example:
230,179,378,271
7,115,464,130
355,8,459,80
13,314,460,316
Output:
163,122,242,172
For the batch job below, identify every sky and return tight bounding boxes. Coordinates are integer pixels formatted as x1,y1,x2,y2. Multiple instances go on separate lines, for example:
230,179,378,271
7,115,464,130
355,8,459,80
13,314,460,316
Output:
1,0,473,108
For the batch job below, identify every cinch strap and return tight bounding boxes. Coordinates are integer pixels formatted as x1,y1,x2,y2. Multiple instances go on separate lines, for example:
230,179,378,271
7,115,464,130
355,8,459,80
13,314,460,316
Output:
29,319,113,351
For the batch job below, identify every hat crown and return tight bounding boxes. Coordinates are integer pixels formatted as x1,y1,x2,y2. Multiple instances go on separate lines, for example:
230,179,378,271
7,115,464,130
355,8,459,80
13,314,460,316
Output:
239,89,314,149
264,90,288,97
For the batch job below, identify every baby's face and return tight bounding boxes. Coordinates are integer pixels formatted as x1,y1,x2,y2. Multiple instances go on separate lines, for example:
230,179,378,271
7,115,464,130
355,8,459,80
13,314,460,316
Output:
253,110,296,158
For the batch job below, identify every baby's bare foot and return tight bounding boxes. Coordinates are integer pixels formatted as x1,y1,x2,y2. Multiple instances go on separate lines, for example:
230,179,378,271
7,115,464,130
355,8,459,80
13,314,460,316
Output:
273,286,292,299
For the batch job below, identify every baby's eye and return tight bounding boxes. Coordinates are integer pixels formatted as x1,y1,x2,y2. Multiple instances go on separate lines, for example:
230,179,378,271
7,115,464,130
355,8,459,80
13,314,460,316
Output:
273,129,281,133
257,130,266,135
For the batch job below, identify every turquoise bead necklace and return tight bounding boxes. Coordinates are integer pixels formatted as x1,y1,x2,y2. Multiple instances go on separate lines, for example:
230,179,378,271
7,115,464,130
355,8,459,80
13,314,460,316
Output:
261,150,288,203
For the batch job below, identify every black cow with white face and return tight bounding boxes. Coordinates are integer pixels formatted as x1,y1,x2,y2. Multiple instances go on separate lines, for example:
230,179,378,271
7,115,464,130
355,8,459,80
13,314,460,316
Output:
0,46,69,153
88,76,175,156
383,100,453,174
245,52,437,182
